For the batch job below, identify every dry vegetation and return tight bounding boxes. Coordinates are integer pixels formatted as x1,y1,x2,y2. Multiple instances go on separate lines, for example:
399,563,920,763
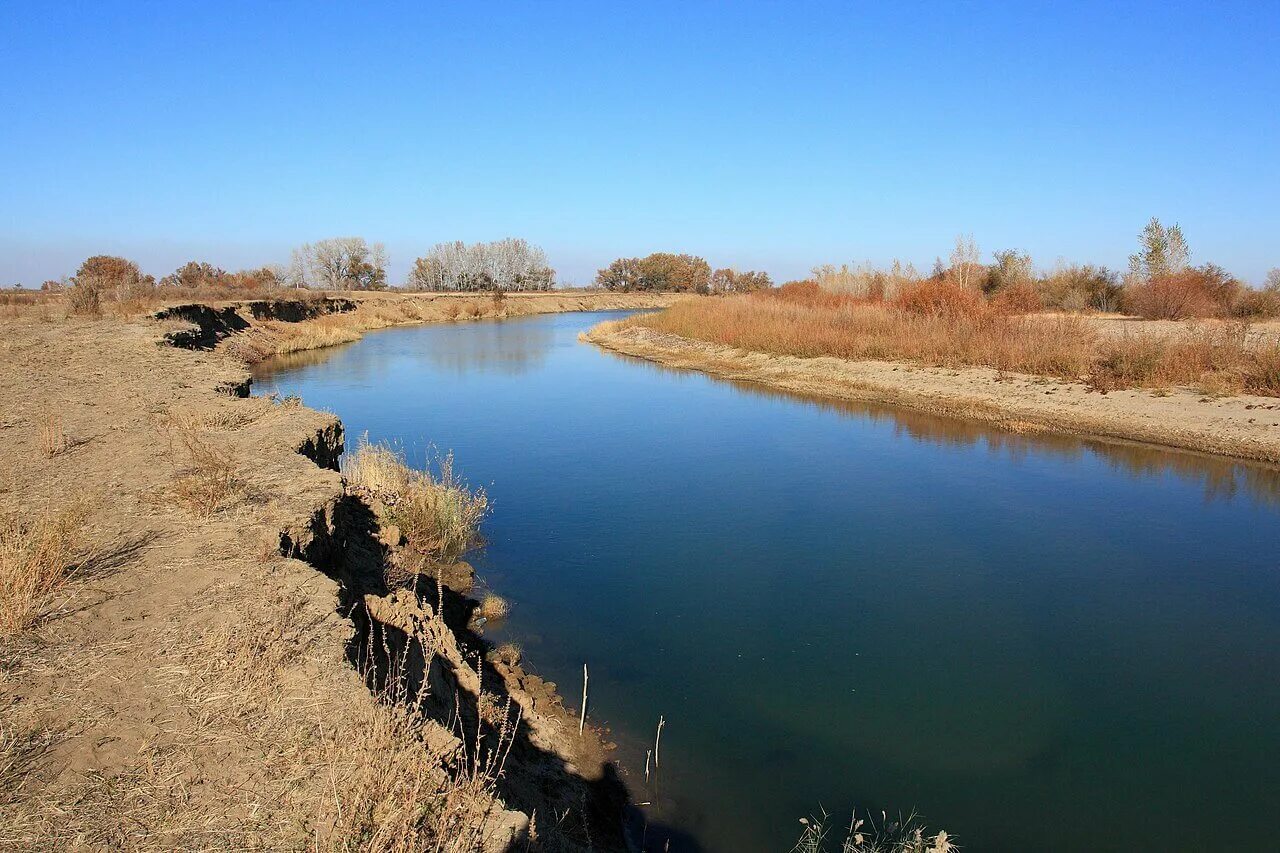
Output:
0,504,89,640
344,438,490,562
627,283,1280,397
793,811,954,853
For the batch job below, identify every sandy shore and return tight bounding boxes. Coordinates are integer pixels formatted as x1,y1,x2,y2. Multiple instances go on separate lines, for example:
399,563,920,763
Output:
585,321,1280,464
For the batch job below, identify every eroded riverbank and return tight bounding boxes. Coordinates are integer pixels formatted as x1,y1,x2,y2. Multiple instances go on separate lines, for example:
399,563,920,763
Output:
0,303,642,850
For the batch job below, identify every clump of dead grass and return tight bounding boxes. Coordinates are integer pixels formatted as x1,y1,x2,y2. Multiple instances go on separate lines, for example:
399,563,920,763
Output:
169,426,241,516
477,594,509,622
344,437,489,562
794,809,954,853
37,411,68,458
0,504,89,640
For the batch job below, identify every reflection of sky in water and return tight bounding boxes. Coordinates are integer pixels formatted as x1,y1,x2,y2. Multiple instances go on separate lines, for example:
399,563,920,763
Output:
255,312,1280,853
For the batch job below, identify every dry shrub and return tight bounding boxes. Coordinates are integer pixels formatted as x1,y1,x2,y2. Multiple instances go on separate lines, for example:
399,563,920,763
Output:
989,281,1042,315
0,504,88,639
344,438,489,561
170,428,240,516
38,412,68,458
66,284,101,317
891,279,984,318
441,301,462,321
1037,264,1122,312
1124,266,1239,320
1232,287,1280,319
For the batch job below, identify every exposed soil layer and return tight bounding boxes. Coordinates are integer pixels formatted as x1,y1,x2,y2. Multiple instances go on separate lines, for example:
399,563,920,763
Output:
586,321,1280,464
0,296,667,851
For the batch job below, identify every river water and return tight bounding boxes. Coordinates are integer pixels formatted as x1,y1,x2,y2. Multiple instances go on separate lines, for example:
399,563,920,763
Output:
254,310,1280,852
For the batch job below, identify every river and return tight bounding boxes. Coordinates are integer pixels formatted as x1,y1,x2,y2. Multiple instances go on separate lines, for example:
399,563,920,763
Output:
254,310,1280,852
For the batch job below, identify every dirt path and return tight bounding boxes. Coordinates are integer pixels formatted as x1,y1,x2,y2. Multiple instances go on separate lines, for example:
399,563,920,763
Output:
585,321,1280,464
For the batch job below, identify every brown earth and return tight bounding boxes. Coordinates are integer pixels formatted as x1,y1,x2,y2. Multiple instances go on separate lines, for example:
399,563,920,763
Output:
0,293,672,852
585,321,1280,465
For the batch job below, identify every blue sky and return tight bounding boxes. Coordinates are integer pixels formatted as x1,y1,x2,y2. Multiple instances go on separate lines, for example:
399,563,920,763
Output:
2,1,1277,286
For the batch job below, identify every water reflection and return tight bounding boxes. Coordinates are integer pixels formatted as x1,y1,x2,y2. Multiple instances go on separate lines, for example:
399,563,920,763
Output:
258,315,556,378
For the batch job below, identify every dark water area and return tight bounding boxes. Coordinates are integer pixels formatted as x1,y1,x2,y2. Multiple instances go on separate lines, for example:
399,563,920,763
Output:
254,311,1280,853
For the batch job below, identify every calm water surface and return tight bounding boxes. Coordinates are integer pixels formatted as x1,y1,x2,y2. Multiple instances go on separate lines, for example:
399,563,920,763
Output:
254,311,1280,853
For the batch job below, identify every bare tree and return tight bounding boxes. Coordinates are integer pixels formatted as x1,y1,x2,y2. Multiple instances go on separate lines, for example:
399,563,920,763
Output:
407,238,555,291
291,238,387,290
950,234,981,290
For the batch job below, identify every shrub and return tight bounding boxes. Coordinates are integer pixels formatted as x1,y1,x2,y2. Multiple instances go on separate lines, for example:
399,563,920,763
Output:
985,249,1033,295
160,261,226,289
1037,264,1122,312
989,280,1042,314
66,281,101,316
1123,265,1240,319
1230,287,1280,319
891,278,984,318
72,255,155,303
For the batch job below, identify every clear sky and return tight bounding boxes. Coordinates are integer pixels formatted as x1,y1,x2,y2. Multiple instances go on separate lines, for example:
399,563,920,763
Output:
2,1,1277,286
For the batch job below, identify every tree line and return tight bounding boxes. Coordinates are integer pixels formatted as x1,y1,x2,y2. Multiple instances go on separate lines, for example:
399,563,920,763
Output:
807,219,1280,320
594,252,773,293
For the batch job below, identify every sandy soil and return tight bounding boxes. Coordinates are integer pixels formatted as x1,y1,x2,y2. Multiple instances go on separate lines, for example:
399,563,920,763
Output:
0,302,641,851
585,321,1280,465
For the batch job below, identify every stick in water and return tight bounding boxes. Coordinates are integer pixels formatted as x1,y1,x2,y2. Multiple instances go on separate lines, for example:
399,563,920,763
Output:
654,715,665,767
579,663,588,736
645,749,652,782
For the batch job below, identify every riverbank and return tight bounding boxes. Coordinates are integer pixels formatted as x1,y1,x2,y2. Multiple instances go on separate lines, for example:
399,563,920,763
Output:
585,320,1280,464
153,290,684,364
0,302,640,850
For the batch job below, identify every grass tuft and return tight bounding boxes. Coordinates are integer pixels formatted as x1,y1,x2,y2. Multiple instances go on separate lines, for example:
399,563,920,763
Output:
0,504,89,640
793,809,955,853
344,437,489,562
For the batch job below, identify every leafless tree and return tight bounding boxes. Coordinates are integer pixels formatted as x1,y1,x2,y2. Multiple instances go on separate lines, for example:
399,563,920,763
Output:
291,238,387,290
407,238,555,291
950,234,981,290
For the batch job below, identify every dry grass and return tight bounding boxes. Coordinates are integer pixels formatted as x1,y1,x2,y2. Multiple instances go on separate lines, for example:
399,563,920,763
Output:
37,411,68,458
477,594,509,622
0,504,88,640
344,438,489,562
169,426,241,516
793,810,954,853
629,293,1280,397
273,321,363,354
0,584,518,851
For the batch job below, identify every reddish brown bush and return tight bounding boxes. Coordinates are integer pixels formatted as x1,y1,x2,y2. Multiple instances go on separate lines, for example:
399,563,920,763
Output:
1123,265,1240,320
892,279,984,318
990,281,1043,315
